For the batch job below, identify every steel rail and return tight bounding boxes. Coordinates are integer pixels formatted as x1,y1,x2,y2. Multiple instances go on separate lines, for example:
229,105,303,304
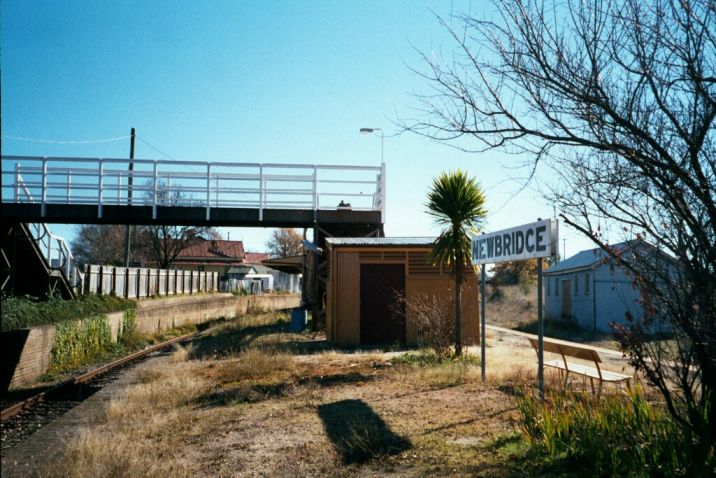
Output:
1,330,199,422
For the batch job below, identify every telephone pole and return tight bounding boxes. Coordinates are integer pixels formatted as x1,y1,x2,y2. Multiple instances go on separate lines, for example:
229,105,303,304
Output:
123,128,136,267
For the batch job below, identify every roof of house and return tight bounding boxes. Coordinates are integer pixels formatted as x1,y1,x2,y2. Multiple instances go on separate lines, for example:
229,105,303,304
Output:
244,252,270,263
250,264,279,274
545,240,667,275
177,239,246,260
261,255,303,274
325,237,435,247
226,266,256,275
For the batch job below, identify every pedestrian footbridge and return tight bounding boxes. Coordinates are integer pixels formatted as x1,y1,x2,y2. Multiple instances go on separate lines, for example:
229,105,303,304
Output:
1,156,385,228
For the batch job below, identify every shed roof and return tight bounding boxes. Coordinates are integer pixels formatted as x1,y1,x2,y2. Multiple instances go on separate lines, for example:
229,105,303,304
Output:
325,237,435,247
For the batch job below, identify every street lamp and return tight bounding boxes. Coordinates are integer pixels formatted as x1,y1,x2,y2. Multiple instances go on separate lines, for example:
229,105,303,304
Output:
359,127,384,163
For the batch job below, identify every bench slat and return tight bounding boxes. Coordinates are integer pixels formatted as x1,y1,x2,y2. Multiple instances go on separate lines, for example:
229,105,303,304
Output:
543,360,630,382
529,337,631,387
528,337,601,363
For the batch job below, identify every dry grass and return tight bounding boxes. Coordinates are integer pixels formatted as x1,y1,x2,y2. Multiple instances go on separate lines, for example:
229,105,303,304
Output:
39,360,215,478
398,355,483,388
483,341,535,384
168,343,193,363
207,347,296,384
486,284,537,329
29,310,640,477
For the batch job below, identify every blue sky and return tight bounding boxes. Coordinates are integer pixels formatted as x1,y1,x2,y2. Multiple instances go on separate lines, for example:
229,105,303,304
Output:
2,0,591,257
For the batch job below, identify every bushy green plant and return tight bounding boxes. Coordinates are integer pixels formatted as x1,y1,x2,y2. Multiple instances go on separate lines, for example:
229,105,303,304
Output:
118,308,141,347
0,293,135,331
515,389,691,477
49,315,114,373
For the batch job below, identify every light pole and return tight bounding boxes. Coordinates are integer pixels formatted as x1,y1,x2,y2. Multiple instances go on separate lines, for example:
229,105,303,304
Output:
359,127,384,163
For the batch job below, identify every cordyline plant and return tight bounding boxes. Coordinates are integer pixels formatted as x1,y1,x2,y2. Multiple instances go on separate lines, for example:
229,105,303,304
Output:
426,170,487,356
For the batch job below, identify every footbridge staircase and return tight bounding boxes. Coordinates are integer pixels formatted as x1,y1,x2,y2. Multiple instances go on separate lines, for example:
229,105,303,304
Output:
0,222,83,299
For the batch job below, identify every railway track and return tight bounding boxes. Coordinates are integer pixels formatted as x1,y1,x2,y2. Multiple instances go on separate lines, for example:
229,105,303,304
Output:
1,331,199,448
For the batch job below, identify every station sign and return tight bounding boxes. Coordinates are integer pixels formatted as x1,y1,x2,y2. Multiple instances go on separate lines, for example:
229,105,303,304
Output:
471,219,558,265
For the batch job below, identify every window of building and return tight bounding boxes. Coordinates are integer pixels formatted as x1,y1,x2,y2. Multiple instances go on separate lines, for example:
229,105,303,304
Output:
555,277,559,296
574,275,579,295
585,273,590,295
547,276,551,296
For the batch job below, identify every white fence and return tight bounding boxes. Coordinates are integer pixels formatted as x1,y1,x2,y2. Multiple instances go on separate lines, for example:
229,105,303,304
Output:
84,265,218,298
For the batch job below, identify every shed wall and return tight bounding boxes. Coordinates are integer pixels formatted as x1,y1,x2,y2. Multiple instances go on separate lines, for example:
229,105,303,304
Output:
327,246,479,346
327,250,361,346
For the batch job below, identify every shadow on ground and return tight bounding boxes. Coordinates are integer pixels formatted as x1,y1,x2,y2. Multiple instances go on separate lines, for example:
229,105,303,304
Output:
188,319,331,359
188,315,412,360
195,381,294,407
318,399,411,464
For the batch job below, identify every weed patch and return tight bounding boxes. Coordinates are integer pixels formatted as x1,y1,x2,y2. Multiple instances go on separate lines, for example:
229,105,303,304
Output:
47,315,114,375
1,294,135,331
396,351,482,388
515,388,690,477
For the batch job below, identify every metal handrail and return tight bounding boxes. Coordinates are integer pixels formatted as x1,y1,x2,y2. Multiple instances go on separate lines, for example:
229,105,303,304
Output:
2,156,386,222
13,174,85,291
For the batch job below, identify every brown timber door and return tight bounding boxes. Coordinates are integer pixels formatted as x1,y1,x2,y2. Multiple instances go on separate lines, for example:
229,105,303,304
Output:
561,279,572,318
360,264,406,345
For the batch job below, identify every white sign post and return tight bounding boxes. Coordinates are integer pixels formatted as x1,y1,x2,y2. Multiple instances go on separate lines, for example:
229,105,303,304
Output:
472,219,558,399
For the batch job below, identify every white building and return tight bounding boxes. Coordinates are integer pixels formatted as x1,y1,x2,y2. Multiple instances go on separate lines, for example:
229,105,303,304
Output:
544,241,671,333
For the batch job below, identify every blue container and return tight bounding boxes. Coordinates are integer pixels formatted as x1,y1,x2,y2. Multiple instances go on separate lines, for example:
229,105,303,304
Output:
290,308,307,332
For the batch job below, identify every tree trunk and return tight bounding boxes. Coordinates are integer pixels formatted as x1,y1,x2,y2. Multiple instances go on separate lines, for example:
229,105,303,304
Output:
455,261,463,356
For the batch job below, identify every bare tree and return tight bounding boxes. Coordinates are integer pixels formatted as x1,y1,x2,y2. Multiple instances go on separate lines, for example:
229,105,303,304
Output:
266,228,303,258
406,0,714,470
135,181,214,268
72,225,131,266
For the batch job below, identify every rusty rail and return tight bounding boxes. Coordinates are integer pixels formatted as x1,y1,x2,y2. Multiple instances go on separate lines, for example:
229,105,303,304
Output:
1,330,199,421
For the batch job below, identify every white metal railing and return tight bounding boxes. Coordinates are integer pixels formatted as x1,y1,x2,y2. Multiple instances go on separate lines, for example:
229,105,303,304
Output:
10,175,85,292
25,222,85,292
2,156,386,222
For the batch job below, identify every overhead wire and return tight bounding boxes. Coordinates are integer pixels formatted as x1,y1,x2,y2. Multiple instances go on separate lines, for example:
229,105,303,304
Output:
4,134,131,144
136,135,203,173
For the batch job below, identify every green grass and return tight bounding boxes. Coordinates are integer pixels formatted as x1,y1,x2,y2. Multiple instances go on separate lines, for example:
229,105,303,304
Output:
514,388,693,477
0,293,136,331
395,350,481,367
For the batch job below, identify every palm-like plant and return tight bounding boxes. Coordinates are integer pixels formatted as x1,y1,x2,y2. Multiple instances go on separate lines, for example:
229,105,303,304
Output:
426,170,487,356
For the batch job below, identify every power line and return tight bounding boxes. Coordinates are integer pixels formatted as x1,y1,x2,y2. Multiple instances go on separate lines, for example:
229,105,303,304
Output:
136,135,178,161
136,135,203,173
4,134,131,144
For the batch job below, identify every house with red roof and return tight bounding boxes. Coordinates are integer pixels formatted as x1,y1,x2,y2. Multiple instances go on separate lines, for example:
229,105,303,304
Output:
170,238,269,275
149,237,298,294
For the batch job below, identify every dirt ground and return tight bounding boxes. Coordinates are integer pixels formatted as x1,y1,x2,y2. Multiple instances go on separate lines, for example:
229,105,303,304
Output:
30,312,634,477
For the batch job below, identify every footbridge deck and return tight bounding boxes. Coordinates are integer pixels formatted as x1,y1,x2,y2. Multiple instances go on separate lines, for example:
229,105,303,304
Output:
1,156,385,227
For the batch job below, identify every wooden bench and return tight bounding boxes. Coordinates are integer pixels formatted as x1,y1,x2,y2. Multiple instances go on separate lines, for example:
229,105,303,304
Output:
527,337,631,397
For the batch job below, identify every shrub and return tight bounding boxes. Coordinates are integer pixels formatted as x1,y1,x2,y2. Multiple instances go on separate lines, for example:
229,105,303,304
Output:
515,388,689,477
49,315,114,373
0,293,136,331
395,293,454,358
118,308,141,347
